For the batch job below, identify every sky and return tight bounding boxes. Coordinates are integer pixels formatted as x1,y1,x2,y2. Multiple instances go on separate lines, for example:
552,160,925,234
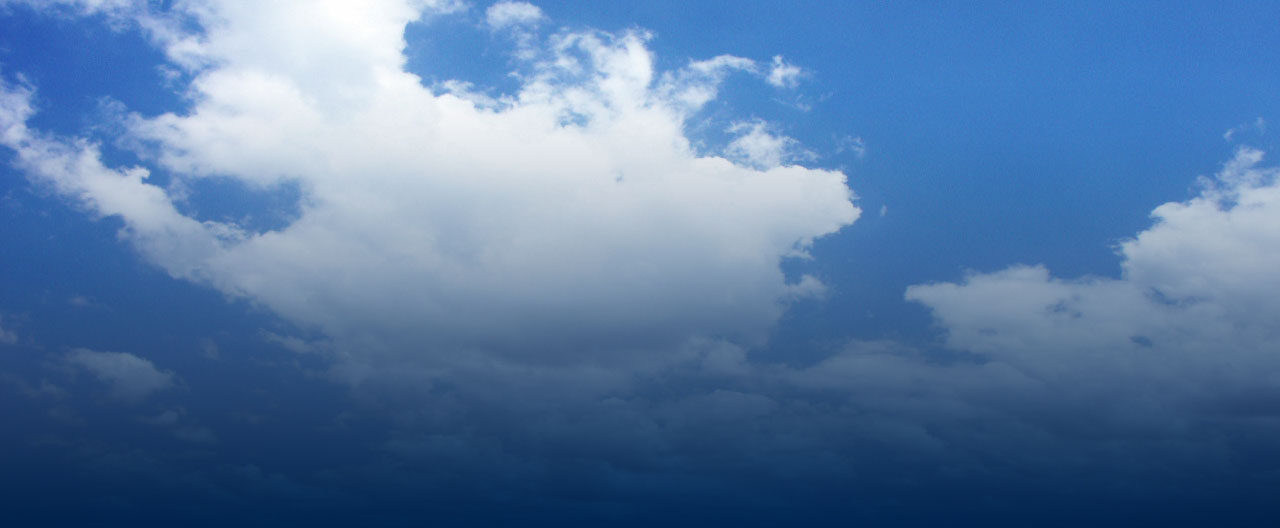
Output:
2,1,1280,526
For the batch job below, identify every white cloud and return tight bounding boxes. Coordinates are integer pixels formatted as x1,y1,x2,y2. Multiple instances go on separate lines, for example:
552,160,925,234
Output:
659,54,757,110
766,55,804,89
65,348,175,402
4,5,1279,512
0,1,858,377
366,147,1280,488
1119,148,1280,324
485,1,543,30
907,147,1280,401
484,1,545,60
724,120,815,170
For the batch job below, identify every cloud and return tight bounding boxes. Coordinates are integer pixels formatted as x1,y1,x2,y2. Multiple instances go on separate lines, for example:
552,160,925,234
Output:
659,54,757,110
65,348,175,403
837,135,866,158
765,55,804,89
485,1,544,30
907,147,1280,413
484,1,546,60
5,0,1276,478
724,120,815,170
0,0,138,18
446,143,1280,506
0,1,858,378
11,4,1280,523
1224,117,1266,141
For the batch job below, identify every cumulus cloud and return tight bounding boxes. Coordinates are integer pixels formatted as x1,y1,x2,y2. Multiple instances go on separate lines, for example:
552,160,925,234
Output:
907,147,1280,413
11,4,1280,524
0,1,858,377
460,146,1280,497
6,0,1276,474
65,348,175,402
485,0,544,30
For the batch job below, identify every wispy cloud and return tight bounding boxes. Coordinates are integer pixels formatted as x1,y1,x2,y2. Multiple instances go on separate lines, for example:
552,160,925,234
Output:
1224,117,1266,141
725,120,815,169
65,348,175,403
766,55,804,89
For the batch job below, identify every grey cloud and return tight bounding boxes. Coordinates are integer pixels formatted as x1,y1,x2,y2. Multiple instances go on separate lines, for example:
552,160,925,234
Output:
65,348,175,403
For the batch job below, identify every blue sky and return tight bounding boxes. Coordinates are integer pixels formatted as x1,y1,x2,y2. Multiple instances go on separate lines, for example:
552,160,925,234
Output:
3,1,1280,526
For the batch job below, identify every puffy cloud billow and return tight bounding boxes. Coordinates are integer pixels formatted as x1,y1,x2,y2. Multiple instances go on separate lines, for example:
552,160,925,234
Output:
907,148,1280,407
0,0,858,374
